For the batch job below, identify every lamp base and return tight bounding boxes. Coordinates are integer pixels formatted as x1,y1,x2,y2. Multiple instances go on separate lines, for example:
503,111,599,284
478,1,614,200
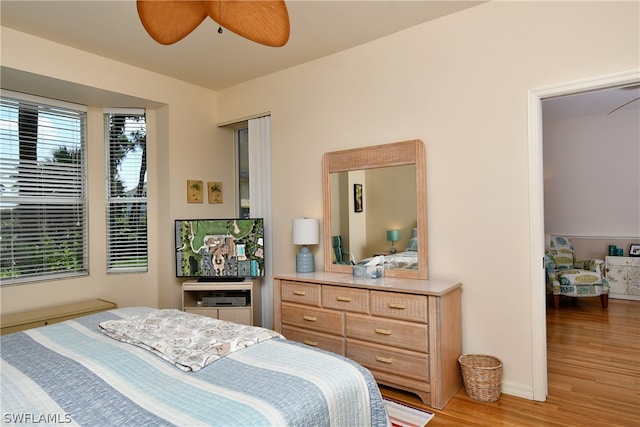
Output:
296,246,315,273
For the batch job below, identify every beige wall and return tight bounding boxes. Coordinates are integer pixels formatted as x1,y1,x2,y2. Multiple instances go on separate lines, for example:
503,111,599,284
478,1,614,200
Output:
0,28,235,314
0,0,638,402
216,1,639,399
365,165,417,255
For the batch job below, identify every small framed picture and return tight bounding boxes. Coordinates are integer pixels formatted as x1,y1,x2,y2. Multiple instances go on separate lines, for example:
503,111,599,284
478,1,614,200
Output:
630,244,640,257
353,183,363,213
187,180,203,203
208,181,223,204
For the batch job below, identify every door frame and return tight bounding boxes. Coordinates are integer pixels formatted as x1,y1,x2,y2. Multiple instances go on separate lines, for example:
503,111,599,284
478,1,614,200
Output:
527,69,640,401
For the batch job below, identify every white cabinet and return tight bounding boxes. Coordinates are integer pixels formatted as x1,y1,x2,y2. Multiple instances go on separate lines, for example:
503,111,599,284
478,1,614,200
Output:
182,280,261,326
605,257,640,301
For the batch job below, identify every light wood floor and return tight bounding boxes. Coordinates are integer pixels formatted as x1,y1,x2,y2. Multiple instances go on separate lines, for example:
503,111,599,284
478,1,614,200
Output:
380,297,640,426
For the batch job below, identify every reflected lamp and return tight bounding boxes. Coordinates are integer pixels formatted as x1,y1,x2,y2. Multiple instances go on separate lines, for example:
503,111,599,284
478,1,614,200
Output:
387,229,400,254
293,218,319,273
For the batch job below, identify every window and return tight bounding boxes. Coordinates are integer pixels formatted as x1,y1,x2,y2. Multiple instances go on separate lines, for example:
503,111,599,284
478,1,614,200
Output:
0,92,88,285
237,125,249,217
105,110,147,272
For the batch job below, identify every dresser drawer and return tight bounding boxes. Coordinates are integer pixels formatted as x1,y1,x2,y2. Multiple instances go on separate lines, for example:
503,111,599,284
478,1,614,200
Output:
347,339,429,382
371,291,428,323
345,313,428,351
281,302,344,334
282,325,345,355
281,281,321,306
322,286,369,313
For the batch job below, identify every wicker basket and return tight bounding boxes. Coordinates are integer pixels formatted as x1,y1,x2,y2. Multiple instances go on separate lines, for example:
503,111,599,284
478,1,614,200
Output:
458,354,503,402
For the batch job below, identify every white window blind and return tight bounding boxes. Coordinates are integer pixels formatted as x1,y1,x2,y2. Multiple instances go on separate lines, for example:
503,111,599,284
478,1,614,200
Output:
105,110,147,273
0,92,88,285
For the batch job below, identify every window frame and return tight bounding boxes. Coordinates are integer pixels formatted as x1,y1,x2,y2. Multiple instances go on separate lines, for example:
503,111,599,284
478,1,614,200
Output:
0,90,89,285
104,108,148,274
236,124,250,218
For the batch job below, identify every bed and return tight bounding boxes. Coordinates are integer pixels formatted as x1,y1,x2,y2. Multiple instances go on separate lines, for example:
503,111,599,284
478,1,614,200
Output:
366,251,418,270
358,228,419,270
1,307,390,426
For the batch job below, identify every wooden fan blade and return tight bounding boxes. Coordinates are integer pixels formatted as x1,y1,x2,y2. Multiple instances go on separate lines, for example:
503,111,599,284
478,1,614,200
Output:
206,0,290,47
137,1,208,45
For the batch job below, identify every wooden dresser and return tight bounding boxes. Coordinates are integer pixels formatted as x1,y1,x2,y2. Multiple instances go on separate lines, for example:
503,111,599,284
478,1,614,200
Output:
273,271,462,409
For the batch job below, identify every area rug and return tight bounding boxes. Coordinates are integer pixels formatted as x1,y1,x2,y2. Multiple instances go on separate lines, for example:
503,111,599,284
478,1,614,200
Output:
383,398,434,427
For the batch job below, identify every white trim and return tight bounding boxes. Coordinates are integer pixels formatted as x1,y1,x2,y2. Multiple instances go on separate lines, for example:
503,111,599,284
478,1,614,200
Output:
531,70,640,100
103,107,145,115
0,89,88,112
609,294,640,301
218,112,271,127
551,234,640,240
528,69,640,402
502,381,534,400
527,87,548,402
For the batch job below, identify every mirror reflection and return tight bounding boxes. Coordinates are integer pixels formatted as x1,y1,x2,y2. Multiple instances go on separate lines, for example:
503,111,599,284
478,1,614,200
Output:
329,165,417,268
322,139,428,279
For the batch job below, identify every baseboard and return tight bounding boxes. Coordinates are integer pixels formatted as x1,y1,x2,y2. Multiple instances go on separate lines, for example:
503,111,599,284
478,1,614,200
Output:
501,381,536,401
610,294,640,301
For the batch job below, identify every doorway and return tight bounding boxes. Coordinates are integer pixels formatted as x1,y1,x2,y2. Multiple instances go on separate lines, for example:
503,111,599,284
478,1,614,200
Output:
528,69,640,401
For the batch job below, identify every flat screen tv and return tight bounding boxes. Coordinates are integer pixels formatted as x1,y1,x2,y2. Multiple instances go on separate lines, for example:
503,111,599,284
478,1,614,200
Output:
175,218,265,281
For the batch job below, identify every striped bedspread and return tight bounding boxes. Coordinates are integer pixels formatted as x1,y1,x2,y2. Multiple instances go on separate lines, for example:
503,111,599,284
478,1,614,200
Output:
1,307,390,427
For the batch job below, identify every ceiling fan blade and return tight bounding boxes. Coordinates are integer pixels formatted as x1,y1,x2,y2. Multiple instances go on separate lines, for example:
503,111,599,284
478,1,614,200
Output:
607,96,640,115
137,1,208,45
206,0,290,47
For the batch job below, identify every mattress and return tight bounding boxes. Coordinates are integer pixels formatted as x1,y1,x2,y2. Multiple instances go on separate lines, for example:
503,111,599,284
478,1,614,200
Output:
1,307,390,426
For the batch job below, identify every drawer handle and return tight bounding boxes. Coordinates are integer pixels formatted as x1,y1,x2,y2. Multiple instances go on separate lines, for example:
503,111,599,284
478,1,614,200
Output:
293,290,306,296
336,296,352,302
303,315,317,322
304,339,318,347
375,328,392,335
375,355,393,364
388,303,406,310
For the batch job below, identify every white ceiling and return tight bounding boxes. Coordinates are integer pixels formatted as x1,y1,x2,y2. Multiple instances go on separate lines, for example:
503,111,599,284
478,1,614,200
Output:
1,0,483,91
2,1,638,117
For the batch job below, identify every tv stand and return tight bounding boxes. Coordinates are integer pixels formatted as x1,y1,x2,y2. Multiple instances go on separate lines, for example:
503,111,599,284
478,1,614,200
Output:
182,279,261,326
197,277,245,283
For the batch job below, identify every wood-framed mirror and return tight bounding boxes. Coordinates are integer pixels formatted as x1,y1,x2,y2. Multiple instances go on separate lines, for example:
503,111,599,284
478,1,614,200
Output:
322,139,428,279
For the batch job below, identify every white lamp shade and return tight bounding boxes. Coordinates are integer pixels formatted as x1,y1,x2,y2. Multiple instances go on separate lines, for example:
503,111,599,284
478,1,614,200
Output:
292,218,319,245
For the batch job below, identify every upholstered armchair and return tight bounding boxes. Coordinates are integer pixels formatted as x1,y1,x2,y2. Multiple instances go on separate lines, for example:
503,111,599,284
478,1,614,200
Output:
545,235,608,309
332,236,354,265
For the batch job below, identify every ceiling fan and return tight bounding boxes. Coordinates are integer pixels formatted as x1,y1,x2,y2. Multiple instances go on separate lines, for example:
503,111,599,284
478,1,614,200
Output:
137,0,290,47
607,83,640,115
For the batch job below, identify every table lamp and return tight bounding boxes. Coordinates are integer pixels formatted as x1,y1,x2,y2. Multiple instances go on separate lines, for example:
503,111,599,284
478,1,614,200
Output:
387,229,400,254
293,218,319,272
